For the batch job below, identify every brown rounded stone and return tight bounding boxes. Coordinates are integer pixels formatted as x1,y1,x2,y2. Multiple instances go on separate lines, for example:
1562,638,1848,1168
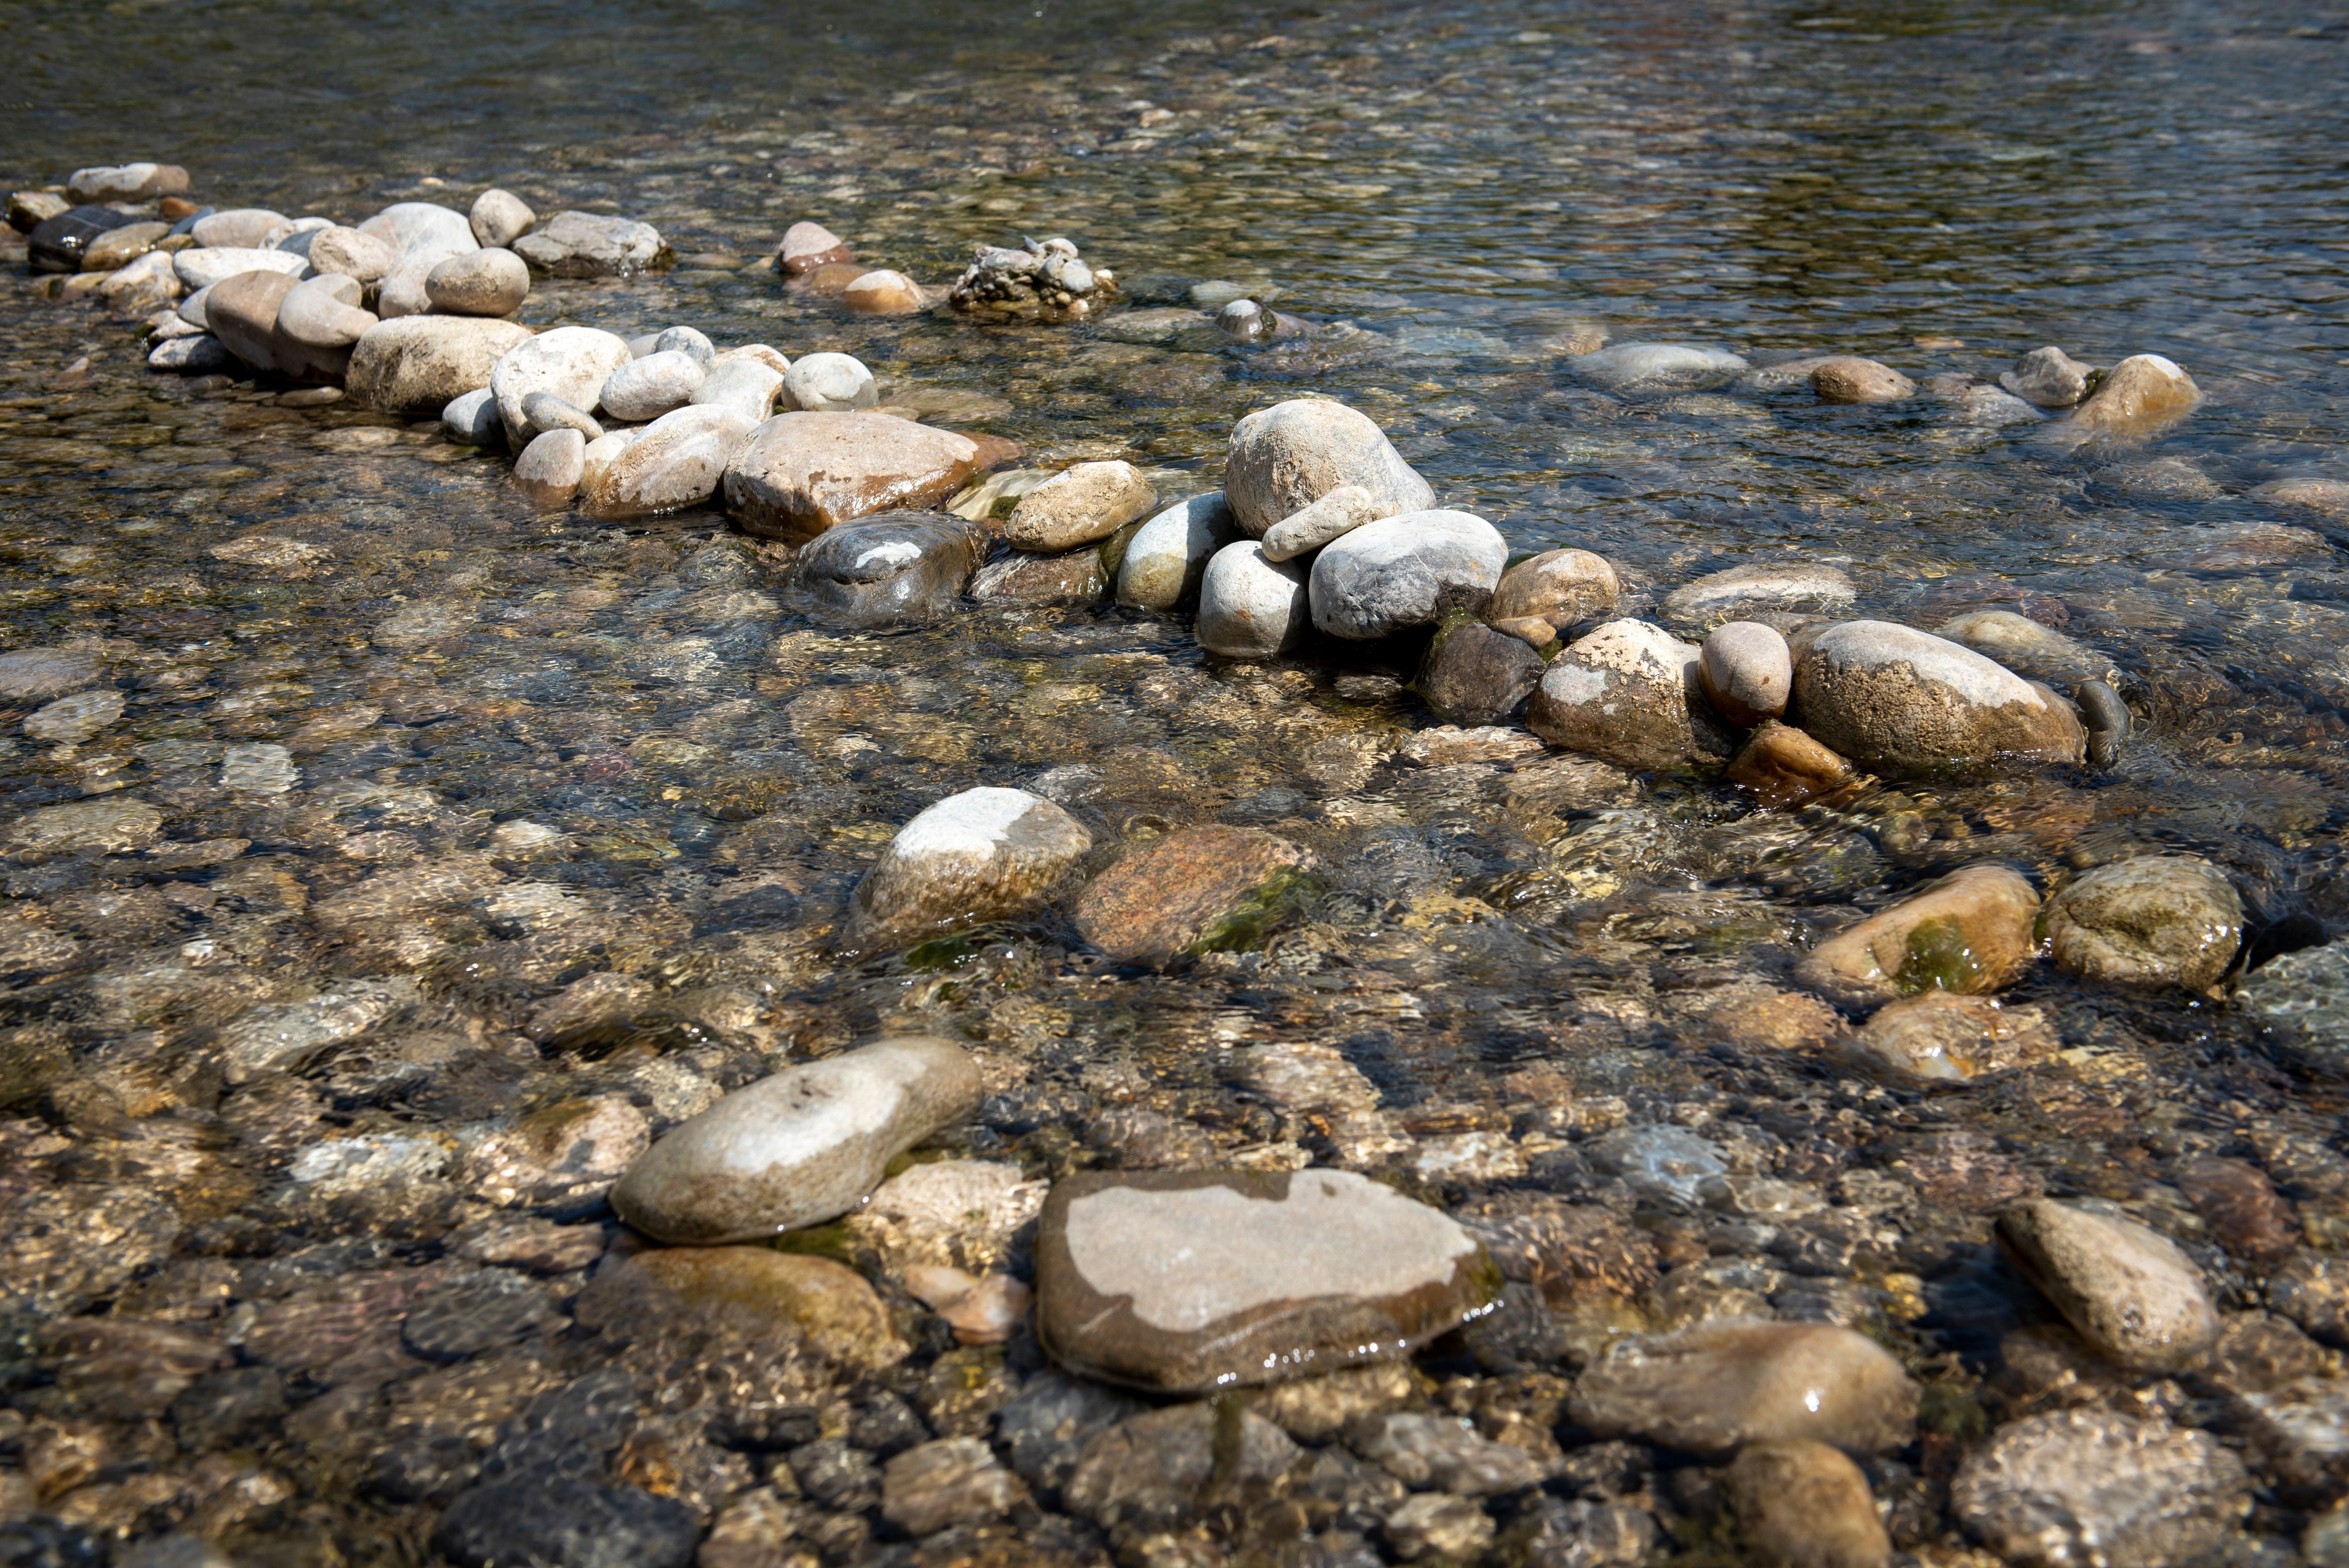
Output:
2073,353,2201,432
1795,863,2041,1006
797,260,867,296
1487,547,1620,627
722,412,1000,542
1810,356,1915,404
1724,720,1856,808
1570,1319,1919,1456
1725,1439,1891,1568
598,1247,908,1371
841,268,925,314
1072,825,1315,967
775,219,854,276
2175,1157,2301,1267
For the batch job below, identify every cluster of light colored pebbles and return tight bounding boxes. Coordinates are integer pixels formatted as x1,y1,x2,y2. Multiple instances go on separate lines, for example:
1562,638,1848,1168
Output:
1,51,2348,1568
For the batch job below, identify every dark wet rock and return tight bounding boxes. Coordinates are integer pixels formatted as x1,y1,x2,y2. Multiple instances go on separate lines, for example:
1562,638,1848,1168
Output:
1035,1168,1500,1393
436,1474,697,1568
1996,1199,2219,1372
1528,619,1735,772
402,1269,558,1362
1062,1401,1298,1530
1072,824,1314,967
1262,483,1384,562
1309,509,1509,640
513,210,667,277
788,512,988,627
2073,352,2201,433
2177,1158,2300,1267
1796,863,2040,1005
579,1247,906,1372
1699,620,1792,727
28,205,133,273
776,218,854,276
1847,992,2058,1082
880,1437,1023,1535
1810,356,1914,404
348,315,535,416
1790,620,2084,777
1570,1319,1918,1455
995,1370,1146,1494
2238,940,2349,1060
1950,1410,2248,1568
1662,562,1856,632
1118,492,1241,610
2041,856,2242,993
610,1036,982,1243
1197,541,1311,659
723,412,1000,541
1349,1410,1548,1494
1726,720,1856,808
580,405,756,518
426,246,530,317
1570,341,1748,394
1724,1439,1890,1568
970,542,1111,606
1419,619,1543,726
1224,398,1435,538
842,786,1091,953
2000,345,2097,408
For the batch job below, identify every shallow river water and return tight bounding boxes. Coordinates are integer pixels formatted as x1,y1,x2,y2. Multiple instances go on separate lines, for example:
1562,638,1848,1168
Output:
3,1,2349,1566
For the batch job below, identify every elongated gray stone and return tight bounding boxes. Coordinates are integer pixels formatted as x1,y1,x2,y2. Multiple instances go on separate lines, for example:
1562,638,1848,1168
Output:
610,1036,984,1243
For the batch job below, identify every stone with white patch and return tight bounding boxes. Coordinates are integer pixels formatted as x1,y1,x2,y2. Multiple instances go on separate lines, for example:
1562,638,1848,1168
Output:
1308,509,1509,640
1789,620,2085,778
841,786,1092,954
1571,342,1749,395
1528,618,1736,772
610,1036,984,1244
1661,562,1855,632
598,349,707,422
788,514,985,630
1035,1168,1501,1394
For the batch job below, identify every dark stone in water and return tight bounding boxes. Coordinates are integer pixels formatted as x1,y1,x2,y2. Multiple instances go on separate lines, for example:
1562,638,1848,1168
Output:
435,1476,698,1568
786,511,988,627
1419,619,1544,726
28,205,133,273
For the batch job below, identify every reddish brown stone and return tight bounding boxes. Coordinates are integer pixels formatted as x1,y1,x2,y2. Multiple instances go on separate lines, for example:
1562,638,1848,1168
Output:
721,412,999,542
1726,720,1857,809
797,260,867,297
1072,826,1314,967
2176,1156,2301,1266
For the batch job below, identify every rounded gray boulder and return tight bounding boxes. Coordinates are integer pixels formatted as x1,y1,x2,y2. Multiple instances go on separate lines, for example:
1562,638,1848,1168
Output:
1224,398,1434,538
1307,510,1508,641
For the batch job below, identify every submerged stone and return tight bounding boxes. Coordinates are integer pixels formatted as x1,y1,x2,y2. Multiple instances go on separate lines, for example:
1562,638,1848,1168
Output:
1950,1410,2249,1568
1570,1319,1918,1456
841,786,1091,954
1073,825,1314,966
1034,1168,1500,1393
2041,856,2243,993
1796,864,2041,1006
787,512,988,627
1996,1200,2219,1373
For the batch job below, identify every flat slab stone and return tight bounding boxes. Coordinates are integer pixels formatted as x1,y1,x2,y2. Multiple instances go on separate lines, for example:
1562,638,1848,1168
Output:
1072,825,1313,967
1034,1167,1501,1393
722,412,1003,542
